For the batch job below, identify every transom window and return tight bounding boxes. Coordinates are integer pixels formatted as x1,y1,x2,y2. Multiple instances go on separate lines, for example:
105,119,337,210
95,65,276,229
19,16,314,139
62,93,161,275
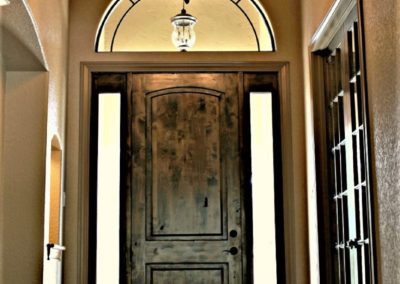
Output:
95,0,276,52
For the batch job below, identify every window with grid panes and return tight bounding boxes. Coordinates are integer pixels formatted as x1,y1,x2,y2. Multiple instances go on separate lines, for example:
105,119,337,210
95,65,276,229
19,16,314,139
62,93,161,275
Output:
318,12,375,284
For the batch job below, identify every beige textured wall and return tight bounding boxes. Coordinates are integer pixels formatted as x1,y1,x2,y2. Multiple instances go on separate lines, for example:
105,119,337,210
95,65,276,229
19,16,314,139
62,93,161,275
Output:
0,0,69,283
66,0,308,283
25,0,69,142
2,71,48,284
362,0,400,282
0,9,4,281
24,0,70,265
300,0,336,283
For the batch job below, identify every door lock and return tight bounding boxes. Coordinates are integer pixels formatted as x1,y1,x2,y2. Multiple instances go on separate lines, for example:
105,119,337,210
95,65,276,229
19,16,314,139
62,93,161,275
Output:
223,247,239,255
229,230,238,238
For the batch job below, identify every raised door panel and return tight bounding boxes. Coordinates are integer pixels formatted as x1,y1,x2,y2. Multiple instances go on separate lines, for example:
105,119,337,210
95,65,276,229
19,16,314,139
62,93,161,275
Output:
147,90,224,239
147,264,228,284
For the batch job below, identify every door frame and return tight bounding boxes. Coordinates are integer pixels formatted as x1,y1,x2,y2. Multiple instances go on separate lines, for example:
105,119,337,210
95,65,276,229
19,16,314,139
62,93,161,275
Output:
78,61,293,283
310,1,377,282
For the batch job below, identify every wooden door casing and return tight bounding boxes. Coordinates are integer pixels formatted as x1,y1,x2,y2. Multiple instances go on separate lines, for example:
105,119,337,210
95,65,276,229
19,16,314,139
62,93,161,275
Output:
124,73,242,283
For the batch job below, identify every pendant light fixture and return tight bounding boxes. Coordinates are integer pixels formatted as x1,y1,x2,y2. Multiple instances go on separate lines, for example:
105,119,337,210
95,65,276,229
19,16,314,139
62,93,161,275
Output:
171,0,197,51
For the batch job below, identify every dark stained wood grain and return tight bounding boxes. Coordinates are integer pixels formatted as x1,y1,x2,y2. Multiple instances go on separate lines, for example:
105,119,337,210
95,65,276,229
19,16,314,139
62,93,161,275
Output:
147,263,228,284
127,73,242,283
128,74,147,283
149,91,222,237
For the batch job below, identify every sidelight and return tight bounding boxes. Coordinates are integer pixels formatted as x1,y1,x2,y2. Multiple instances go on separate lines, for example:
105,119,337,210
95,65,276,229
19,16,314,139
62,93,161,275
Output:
96,93,121,283
250,92,277,283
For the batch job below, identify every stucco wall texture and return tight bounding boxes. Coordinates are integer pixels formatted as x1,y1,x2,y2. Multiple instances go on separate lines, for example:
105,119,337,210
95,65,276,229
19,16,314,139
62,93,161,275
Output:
0,0,69,283
363,0,400,282
300,0,336,283
26,0,69,149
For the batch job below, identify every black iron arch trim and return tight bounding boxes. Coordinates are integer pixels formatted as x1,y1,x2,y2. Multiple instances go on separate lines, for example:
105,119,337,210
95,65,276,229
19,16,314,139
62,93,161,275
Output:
95,0,276,52
146,86,224,99
95,0,121,52
250,0,276,51
231,0,260,51
111,0,140,52
94,0,141,52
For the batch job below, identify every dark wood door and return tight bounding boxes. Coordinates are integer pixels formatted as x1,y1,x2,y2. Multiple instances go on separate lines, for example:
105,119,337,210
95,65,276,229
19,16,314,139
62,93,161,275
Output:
123,73,243,283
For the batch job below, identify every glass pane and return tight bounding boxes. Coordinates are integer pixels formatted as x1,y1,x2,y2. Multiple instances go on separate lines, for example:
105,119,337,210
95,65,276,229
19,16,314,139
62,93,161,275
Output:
96,0,274,52
250,92,277,283
96,93,121,284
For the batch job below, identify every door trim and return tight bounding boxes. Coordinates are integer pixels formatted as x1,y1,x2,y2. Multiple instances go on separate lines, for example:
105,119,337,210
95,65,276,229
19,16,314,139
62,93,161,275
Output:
78,61,293,283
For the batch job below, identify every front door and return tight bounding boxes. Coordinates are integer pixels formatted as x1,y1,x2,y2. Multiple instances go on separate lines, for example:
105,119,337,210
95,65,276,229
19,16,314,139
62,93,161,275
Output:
123,73,243,283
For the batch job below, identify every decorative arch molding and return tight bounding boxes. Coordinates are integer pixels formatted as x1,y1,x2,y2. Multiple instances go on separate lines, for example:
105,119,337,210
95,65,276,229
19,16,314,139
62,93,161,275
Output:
146,87,224,98
95,0,276,52
1,0,48,70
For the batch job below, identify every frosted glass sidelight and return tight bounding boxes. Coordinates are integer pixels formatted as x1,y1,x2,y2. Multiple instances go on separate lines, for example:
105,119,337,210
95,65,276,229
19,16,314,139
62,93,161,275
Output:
250,92,277,284
96,93,121,284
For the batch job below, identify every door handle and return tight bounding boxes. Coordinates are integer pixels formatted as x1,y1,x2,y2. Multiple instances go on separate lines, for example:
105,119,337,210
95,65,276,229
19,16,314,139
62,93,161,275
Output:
346,239,361,249
223,247,239,255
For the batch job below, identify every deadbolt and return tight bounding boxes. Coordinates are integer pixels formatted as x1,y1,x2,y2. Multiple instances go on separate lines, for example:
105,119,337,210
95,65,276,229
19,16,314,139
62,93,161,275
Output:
230,230,238,238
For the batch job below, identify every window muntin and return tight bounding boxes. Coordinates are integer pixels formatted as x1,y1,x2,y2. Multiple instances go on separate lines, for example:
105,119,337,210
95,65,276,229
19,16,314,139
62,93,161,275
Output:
323,21,374,283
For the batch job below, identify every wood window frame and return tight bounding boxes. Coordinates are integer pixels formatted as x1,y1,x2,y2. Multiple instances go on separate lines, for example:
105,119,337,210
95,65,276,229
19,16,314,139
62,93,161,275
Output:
310,0,377,282
88,73,127,284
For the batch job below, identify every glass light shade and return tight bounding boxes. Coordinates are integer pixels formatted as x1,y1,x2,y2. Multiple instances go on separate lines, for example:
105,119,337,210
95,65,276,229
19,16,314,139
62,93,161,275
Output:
171,9,197,51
